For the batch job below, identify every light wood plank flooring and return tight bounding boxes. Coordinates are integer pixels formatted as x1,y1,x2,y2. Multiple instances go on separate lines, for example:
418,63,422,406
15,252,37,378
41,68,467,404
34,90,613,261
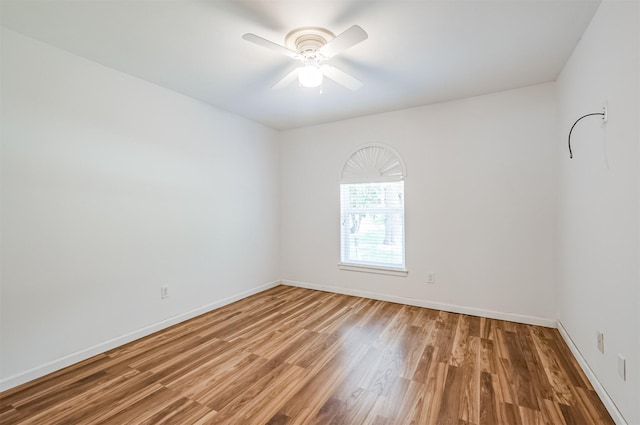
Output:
0,285,614,424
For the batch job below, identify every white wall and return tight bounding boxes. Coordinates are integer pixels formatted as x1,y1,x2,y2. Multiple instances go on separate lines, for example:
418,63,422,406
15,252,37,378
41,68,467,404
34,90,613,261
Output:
0,29,280,389
280,83,557,324
555,1,639,424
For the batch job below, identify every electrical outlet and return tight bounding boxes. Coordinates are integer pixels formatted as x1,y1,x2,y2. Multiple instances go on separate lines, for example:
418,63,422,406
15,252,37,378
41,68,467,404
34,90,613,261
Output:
597,332,604,354
161,286,169,299
426,272,435,284
602,104,608,125
618,355,626,381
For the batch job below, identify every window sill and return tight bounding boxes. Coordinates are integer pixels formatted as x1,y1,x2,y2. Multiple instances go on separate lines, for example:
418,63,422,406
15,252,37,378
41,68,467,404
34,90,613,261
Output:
338,263,408,277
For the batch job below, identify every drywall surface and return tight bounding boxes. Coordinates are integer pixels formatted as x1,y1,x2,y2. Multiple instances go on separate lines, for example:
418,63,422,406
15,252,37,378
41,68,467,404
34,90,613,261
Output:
0,28,280,388
280,83,557,324
556,1,640,423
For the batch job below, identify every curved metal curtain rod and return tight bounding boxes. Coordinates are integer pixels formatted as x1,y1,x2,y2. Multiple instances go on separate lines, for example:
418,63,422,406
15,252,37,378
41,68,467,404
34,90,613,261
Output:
568,112,605,159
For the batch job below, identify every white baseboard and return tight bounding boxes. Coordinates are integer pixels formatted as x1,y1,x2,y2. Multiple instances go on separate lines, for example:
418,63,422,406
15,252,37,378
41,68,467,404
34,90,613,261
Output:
281,279,556,328
0,280,280,392
557,321,628,425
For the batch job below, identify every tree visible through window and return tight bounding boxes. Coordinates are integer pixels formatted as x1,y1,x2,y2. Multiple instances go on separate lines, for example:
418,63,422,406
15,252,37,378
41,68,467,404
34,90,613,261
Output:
339,144,406,272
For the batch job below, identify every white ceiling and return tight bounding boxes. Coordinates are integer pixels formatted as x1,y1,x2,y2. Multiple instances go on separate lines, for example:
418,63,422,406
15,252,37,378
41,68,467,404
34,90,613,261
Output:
1,0,600,130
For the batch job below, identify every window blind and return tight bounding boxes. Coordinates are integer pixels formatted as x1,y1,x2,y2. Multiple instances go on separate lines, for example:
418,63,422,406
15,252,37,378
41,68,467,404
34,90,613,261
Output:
340,181,405,269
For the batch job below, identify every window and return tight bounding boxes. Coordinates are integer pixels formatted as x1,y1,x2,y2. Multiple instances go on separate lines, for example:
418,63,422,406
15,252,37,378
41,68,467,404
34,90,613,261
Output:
339,145,407,275
340,181,405,269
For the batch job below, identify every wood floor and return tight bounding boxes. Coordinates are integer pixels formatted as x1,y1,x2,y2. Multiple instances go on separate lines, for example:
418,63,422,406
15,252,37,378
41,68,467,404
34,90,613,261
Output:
1,286,614,425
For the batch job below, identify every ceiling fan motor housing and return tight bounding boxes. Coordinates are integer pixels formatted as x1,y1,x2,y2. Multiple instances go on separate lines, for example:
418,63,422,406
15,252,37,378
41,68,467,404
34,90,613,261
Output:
285,27,335,63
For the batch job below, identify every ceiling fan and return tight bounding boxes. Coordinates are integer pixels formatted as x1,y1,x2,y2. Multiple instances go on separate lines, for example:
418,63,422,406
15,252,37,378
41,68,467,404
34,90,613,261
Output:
242,25,368,91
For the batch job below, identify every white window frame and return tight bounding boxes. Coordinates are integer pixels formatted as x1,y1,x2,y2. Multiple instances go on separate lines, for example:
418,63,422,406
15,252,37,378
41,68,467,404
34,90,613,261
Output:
338,144,408,277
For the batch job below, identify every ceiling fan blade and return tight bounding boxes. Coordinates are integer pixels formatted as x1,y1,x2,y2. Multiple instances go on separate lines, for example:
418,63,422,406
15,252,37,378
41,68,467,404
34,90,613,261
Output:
272,68,300,90
318,25,368,59
321,65,363,90
242,33,299,59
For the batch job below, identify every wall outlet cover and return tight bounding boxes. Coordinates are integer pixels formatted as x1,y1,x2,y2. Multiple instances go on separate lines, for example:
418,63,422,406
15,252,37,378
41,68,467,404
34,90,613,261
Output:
618,355,626,381
597,332,604,354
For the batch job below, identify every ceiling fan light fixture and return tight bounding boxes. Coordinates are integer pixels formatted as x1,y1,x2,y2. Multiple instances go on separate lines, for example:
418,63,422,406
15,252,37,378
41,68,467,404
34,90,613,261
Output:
298,65,323,88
